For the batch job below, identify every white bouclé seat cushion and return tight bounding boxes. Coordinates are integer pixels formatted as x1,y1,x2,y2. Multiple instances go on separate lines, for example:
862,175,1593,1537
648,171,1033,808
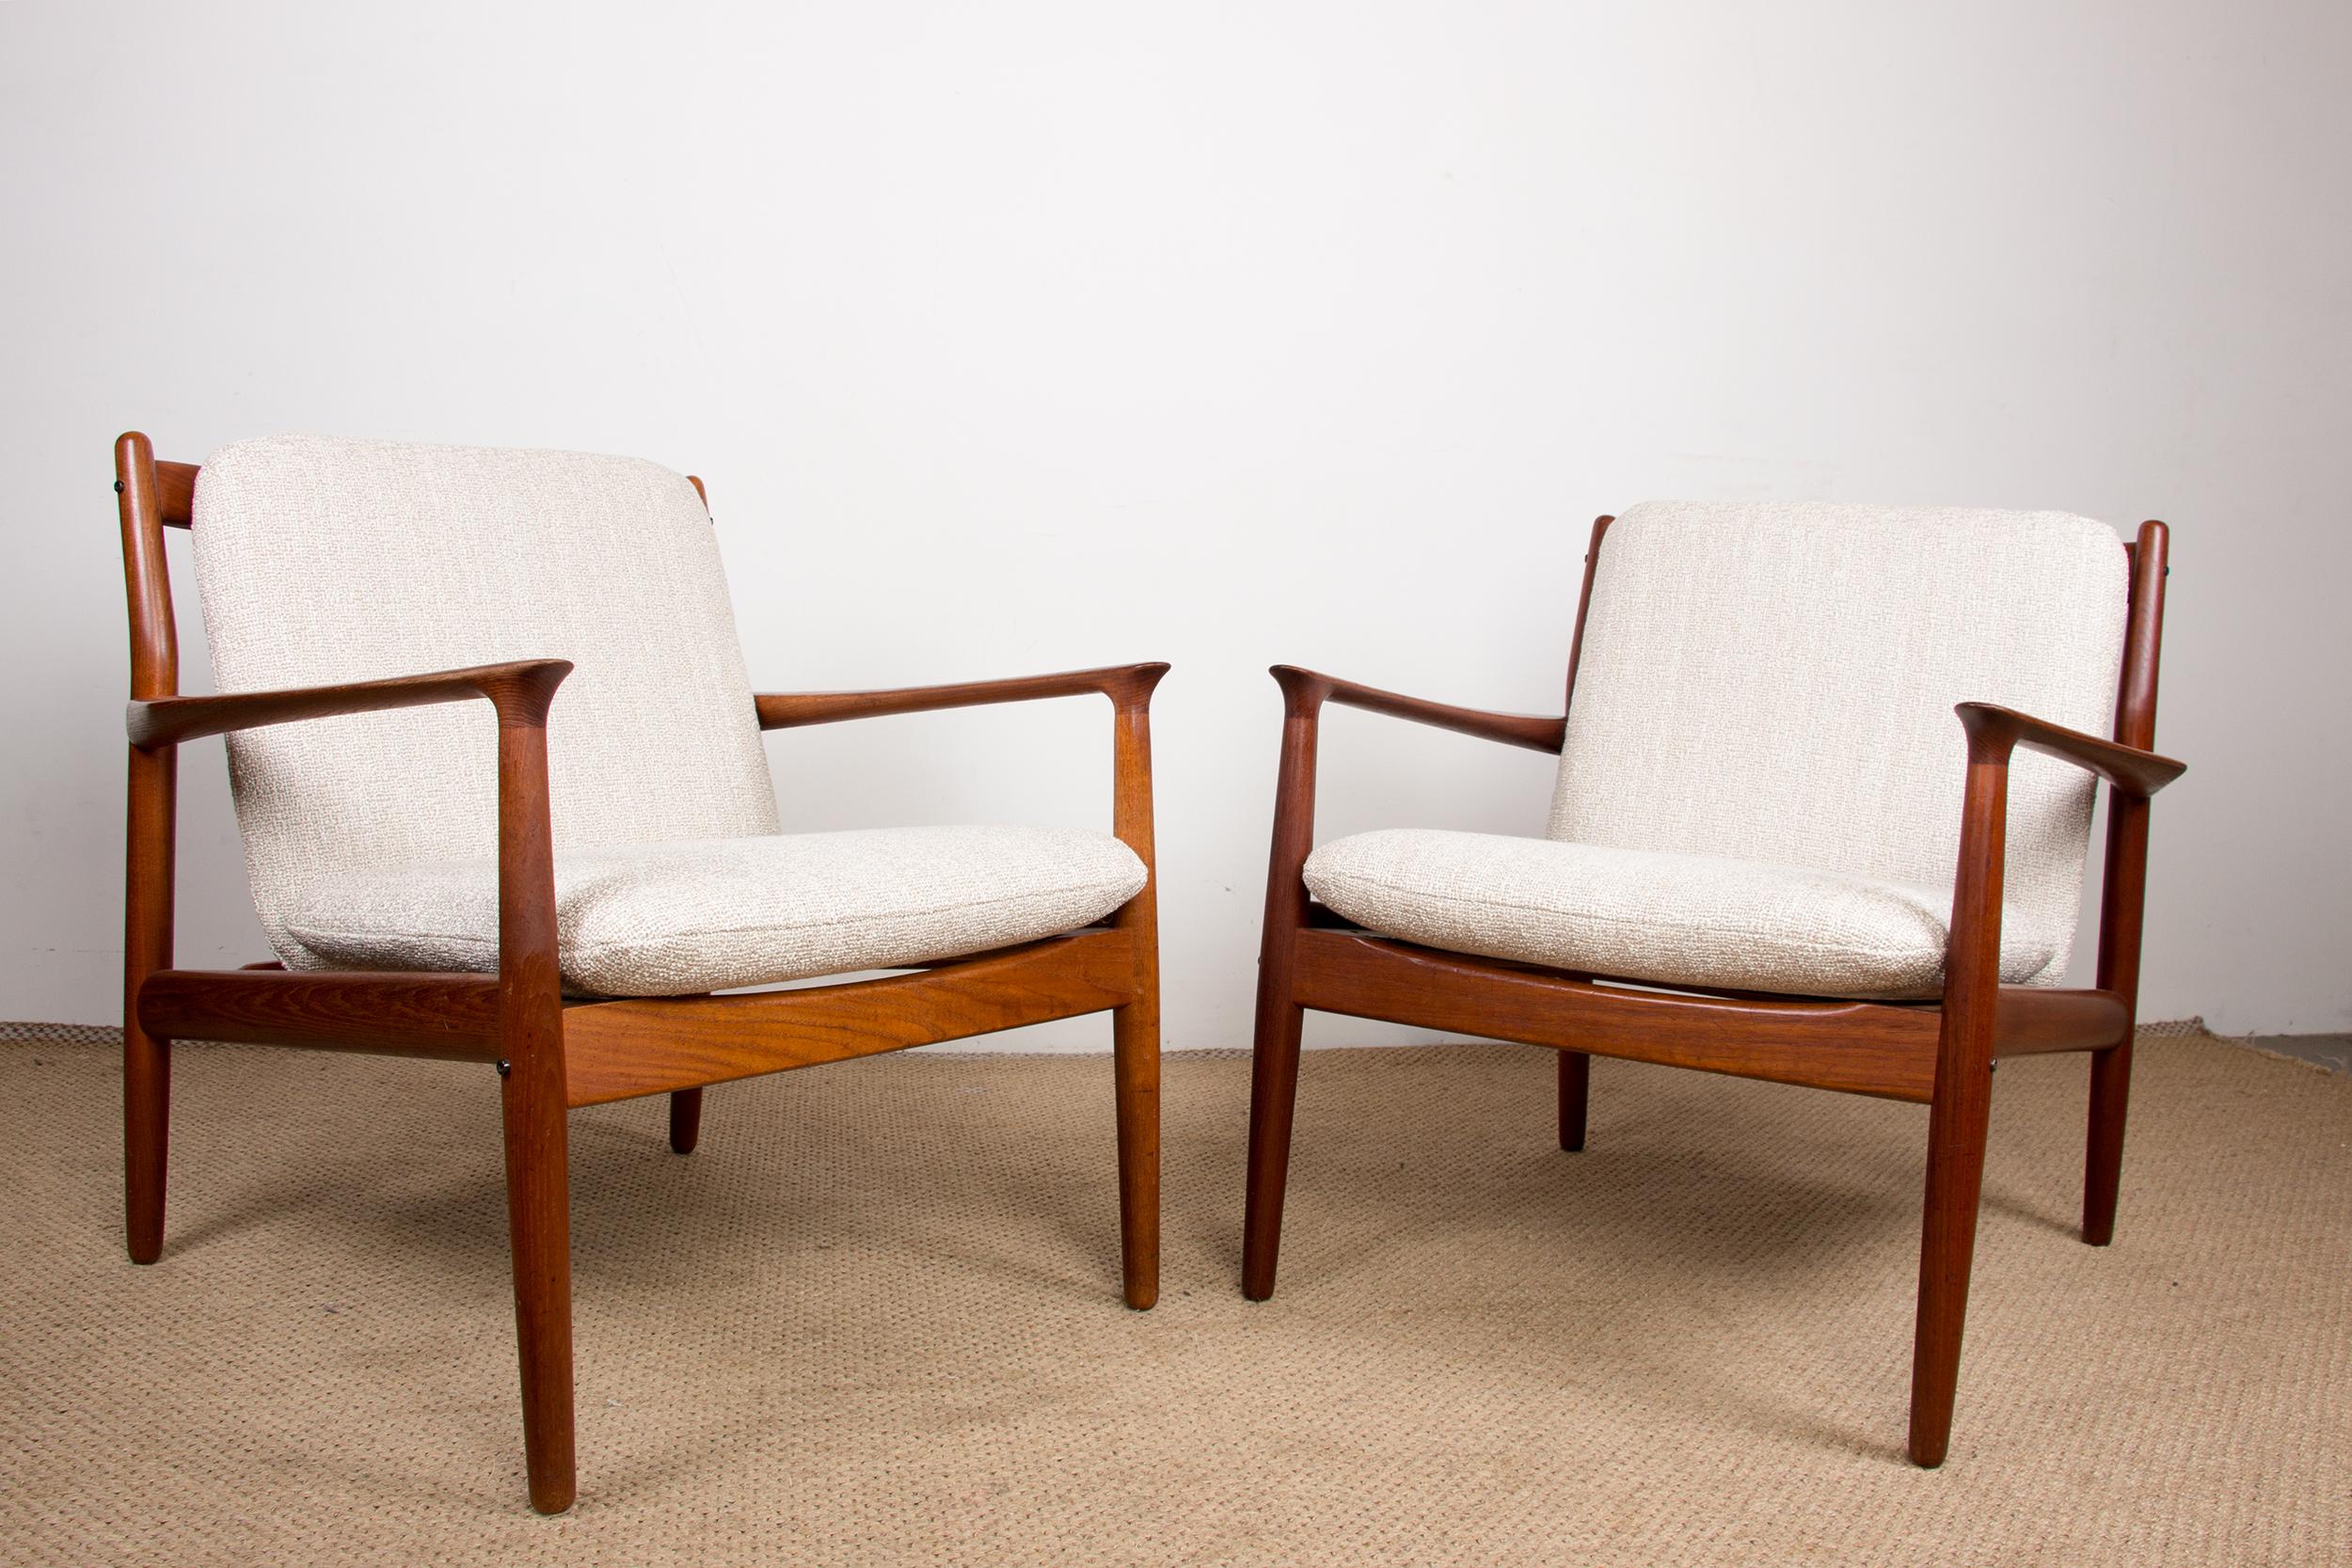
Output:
1304,829,2051,1002
281,826,1148,997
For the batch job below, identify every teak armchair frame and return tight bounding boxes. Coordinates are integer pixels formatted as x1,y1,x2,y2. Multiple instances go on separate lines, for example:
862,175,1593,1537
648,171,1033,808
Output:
113,433,1165,1513
1241,512,2182,1466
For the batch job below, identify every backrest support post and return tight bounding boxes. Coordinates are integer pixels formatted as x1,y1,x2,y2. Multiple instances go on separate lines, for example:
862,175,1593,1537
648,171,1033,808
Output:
115,432,179,701
2093,522,2169,1006
1561,515,1614,718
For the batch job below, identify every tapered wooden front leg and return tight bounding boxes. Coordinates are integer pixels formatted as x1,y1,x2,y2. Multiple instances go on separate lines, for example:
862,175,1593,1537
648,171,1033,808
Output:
490,672,576,1513
1243,675,1322,1302
1556,1051,1590,1152
1108,687,1164,1310
667,1087,703,1155
1112,1001,1160,1309
1242,986,1305,1301
1910,714,2010,1468
1909,1043,1994,1466
501,1053,574,1513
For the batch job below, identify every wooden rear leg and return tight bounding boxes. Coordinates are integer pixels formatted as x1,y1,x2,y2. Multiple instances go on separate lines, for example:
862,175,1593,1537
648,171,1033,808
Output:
667,1087,703,1155
2082,1041,2131,1245
122,1022,170,1264
1556,1051,1590,1152
123,743,175,1265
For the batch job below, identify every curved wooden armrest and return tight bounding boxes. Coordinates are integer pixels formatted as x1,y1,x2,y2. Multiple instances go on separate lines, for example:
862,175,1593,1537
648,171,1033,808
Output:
1271,664,1566,754
127,658,574,749
755,661,1170,730
1956,703,2184,798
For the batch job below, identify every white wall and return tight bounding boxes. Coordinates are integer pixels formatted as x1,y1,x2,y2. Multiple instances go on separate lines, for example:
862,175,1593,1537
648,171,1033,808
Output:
4,1,2345,1043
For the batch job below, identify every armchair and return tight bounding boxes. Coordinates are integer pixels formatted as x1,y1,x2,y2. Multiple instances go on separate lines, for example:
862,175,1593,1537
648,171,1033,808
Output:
115,432,1166,1513
1243,500,2182,1465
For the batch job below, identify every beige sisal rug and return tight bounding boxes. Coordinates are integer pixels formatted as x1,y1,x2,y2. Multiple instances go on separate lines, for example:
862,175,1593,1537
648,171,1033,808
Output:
1,1026,2344,1565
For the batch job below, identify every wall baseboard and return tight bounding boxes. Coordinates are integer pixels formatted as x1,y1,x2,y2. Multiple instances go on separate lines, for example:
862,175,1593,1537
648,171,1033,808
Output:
0,1021,124,1046
19,1017,2343,1073
2240,1033,2350,1074
0,1016,2248,1052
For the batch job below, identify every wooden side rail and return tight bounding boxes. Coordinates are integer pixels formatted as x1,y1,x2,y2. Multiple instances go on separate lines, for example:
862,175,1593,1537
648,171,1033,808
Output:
138,970,501,1061
563,929,1140,1104
1288,928,1944,1101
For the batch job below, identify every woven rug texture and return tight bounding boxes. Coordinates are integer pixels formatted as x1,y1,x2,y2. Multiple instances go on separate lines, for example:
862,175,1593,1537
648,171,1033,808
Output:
1,1027,2344,1566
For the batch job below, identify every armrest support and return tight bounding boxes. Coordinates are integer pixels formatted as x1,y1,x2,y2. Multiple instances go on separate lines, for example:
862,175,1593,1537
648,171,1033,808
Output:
123,657,572,1076
1955,703,2183,798
1272,665,1566,753
759,662,1168,940
1946,700,2187,978
755,661,1169,730
1938,701,2185,1080
128,659,574,749
1257,664,1566,955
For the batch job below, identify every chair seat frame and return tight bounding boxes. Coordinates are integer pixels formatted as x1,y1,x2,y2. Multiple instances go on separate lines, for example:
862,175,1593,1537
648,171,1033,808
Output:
114,433,1165,1513
1241,512,2180,1467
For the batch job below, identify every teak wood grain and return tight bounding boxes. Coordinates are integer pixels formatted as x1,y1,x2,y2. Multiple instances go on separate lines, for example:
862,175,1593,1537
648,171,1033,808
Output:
153,460,198,527
116,435,176,1269
137,969,502,1059
129,659,576,750
1289,929,1943,1101
755,662,1170,730
1242,508,2183,1473
1954,702,2183,799
107,435,1167,1513
564,931,1139,1104
2086,523,2168,1247
1267,665,1567,753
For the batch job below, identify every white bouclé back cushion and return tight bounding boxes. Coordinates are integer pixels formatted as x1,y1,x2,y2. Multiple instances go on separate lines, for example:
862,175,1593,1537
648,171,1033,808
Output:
191,435,782,966
1549,501,2129,986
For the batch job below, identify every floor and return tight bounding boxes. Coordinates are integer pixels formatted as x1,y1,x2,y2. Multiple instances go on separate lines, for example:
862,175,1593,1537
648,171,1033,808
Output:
2,1025,2345,1566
